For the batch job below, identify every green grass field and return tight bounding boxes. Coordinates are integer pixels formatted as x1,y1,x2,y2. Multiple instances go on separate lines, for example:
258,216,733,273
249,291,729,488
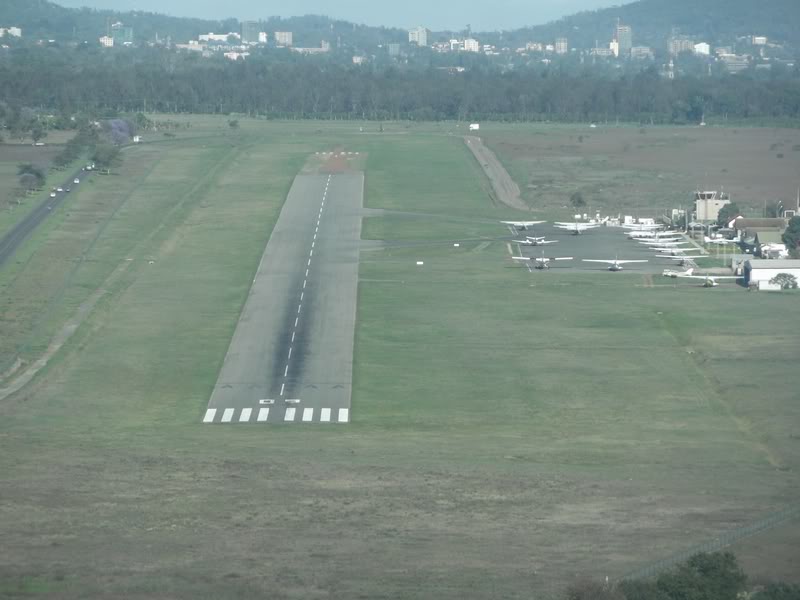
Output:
0,117,798,599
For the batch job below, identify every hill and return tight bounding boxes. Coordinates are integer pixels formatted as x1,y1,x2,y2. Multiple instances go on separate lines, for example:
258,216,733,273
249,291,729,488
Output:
488,0,800,52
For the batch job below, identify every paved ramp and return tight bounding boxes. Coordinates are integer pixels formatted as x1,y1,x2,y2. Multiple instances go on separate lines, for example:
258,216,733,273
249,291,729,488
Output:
205,171,363,424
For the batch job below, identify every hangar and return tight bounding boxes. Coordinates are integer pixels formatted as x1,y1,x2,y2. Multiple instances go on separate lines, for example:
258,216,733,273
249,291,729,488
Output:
744,259,800,290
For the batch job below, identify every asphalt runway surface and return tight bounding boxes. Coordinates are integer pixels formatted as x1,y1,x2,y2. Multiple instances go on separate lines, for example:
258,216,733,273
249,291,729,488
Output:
0,167,86,268
506,223,701,274
205,171,363,424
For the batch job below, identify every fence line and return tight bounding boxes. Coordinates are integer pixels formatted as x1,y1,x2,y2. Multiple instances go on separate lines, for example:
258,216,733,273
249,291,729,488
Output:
620,504,800,581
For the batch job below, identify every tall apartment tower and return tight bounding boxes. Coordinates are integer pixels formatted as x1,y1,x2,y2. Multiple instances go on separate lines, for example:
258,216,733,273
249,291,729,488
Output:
555,37,568,54
615,20,632,57
408,26,430,47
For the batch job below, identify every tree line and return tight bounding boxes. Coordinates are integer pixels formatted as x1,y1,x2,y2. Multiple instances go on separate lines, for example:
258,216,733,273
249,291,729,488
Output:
1,47,799,124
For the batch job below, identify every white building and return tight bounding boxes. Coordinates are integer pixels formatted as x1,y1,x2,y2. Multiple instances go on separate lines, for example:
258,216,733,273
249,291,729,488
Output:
223,51,249,61
0,27,22,38
555,37,568,55
99,35,114,48
694,190,731,222
352,55,366,64
745,259,800,290
275,31,293,46
752,36,767,46
408,26,430,47
463,38,480,52
258,32,268,44
199,32,239,42
694,42,711,56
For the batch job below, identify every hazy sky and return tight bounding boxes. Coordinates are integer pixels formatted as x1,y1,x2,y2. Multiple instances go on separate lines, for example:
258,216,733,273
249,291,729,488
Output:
55,0,616,31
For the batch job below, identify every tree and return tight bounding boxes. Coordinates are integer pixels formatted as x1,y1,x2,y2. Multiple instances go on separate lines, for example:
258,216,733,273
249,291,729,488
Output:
17,163,45,188
770,273,798,289
753,583,800,600
18,173,38,194
31,125,47,144
228,119,239,129
781,216,800,257
716,202,741,227
92,144,121,173
656,552,747,600
571,191,587,207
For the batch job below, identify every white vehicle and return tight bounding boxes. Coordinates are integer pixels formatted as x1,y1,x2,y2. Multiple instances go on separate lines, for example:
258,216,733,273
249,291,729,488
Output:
582,258,648,272
49,192,56,198
513,236,558,246
74,178,80,184
56,187,63,192
501,220,546,230
553,222,601,235
512,254,573,270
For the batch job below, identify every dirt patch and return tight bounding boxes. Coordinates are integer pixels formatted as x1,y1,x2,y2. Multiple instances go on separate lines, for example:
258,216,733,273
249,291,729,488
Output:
464,136,529,212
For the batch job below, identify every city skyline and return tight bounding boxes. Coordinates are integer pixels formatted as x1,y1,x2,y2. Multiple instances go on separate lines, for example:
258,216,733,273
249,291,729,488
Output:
53,0,617,31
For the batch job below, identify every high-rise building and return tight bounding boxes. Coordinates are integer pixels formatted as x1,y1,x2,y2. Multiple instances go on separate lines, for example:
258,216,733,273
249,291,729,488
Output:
668,36,694,56
408,26,430,47
555,37,568,55
241,21,260,44
275,31,293,46
464,38,480,52
99,35,114,48
614,22,632,57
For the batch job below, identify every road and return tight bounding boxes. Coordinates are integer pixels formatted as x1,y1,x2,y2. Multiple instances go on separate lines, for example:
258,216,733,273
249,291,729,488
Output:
0,166,88,268
204,170,364,424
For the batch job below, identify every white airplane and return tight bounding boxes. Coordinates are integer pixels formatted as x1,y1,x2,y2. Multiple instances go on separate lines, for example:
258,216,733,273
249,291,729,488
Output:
627,230,666,238
512,254,573,270
554,222,601,235
501,220,546,230
652,247,704,256
704,236,738,245
621,223,664,231
513,236,558,246
638,239,690,246
662,268,740,287
582,258,648,272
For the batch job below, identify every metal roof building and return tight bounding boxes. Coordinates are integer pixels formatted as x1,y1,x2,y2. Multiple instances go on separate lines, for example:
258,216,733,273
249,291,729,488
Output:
744,259,800,289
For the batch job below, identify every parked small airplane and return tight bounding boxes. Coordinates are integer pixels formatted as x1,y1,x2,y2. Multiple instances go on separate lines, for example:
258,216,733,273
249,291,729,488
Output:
659,256,697,267
512,254,573,270
638,239,690,246
704,236,739,245
501,220,546,230
554,222,601,235
513,236,558,246
582,258,648,271
662,268,740,287
626,230,672,238
621,223,663,231
652,247,704,256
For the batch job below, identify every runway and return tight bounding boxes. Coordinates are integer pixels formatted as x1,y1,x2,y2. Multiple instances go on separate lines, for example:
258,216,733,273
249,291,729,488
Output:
204,169,364,424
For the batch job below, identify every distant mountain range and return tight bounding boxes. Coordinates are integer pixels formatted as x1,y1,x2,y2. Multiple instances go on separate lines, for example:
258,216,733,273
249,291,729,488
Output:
1,0,798,52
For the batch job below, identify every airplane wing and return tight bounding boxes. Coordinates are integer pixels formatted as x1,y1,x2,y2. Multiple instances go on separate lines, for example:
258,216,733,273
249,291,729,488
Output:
552,256,574,261
501,220,545,227
540,240,558,244
511,256,531,261
676,274,739,281
581,259,616,264
512,240,532,244
615,260,649,264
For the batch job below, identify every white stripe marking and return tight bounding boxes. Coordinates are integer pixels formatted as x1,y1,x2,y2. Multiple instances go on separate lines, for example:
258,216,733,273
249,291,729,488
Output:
287,347,293,360
291,331,296,343
257,408,270,422
311,241,315,249
221,408,235,423
308,258,312,267
338,408,350,423
203,409,217,423
239,408,252,422
320,408,331,422
284,365,289,377
306,269,309,277
303,280,307,289
300,292,304,301
280,383,285,396
302,407,314,422
284,407,296,421
297,304,302,314
309,249,313,258
295,317,299,328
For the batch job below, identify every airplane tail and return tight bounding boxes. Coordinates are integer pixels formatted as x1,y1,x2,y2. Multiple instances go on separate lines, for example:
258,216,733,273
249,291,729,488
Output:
685,268,694,276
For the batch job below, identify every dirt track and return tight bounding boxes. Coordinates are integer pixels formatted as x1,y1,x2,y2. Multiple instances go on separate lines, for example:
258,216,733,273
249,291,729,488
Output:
464,136,529,212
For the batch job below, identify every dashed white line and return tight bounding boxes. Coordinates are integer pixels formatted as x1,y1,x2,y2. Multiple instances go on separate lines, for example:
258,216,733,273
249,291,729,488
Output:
291,331,296,343
295,317,299,328
300,292,304,301
306,269,309,277
297,304,302,314
308,258,312,267
287,347,293,360
280,383,286,396
303,280,307,289
284,365,289,377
